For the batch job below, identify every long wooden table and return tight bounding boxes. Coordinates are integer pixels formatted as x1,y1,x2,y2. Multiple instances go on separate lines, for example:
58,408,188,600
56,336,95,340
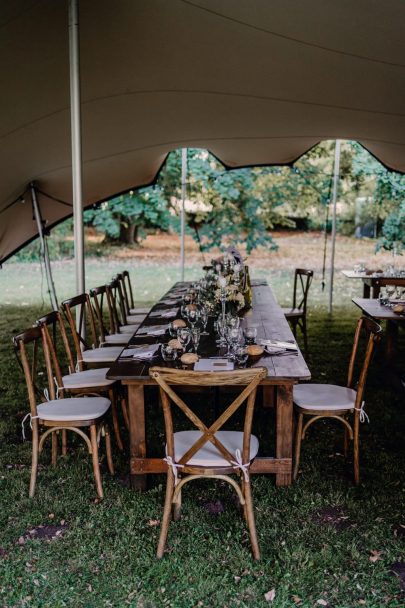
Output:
108,280,311,489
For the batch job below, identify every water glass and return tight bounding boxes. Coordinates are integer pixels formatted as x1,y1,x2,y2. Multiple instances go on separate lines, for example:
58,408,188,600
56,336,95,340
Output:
200,307,209,335
244,326,257,344
161,344,178,362
234,346,249,367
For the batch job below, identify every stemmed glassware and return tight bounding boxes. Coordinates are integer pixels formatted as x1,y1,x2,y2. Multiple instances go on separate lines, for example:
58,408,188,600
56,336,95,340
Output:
199,306,209,335
186,307,200,328
190,327,201,353
177,327,192,351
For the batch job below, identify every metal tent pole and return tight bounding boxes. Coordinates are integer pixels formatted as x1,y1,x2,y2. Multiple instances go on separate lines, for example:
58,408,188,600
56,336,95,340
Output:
69,0,85,297
180,148,187,281
30,183,59,310
328,139,341,313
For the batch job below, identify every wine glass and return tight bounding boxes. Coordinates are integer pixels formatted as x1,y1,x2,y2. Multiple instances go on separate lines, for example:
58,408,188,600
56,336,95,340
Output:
186,307,200,328
386,284,396,303
199,307,209,335
234,346,249,367
190,327,201,353
177,327,191,351
227,326,243,358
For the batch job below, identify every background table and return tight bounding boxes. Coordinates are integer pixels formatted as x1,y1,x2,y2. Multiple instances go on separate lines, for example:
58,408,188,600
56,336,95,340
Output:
108,280,311,489
342,270,404,298
352,297,405,364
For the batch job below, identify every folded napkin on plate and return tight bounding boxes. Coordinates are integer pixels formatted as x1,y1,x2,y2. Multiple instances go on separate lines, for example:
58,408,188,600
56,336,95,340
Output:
259,339,298,351
120,344,161,359
149,308,178,318
160,298,181,305
137,324,168,336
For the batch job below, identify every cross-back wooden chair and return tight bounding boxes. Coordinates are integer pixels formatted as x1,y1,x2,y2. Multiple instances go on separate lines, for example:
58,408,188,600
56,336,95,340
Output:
118,270,150,315
13,326,114,499
150,366,267,560
293,315,381,484
114,273,148,325
89,285,133,346
62,294,123,371
36,310,126,450
282,268,313,354
108,278,145,331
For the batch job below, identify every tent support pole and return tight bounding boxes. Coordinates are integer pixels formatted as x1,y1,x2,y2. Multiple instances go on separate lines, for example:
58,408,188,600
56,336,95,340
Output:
328,139,341,314
30,183,59,310
69,0,85,298
180,148,187,281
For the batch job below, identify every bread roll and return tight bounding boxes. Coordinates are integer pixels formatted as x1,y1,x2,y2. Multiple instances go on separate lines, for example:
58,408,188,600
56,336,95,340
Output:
172,319,186,328
180,353,199,365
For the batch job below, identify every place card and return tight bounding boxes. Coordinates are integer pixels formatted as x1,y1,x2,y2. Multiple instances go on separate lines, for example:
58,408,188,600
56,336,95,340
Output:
149,308,178,318
136,324,168,336
120,344,161,359
194,358,234,372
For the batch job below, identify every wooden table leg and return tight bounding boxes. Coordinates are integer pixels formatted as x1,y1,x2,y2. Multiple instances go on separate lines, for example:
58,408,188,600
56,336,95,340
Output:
275,384,293,486
362,280,371,298
262,385,275,409
127,383,147,491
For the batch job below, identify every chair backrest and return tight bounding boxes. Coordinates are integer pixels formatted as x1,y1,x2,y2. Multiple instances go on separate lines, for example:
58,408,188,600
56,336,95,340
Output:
36,310,76,394
13,327,51,415
109,277,130,326
292,268,314,312
89,285,117,341
347,316,382,411
62,294,99,370
116,271,135,315
150,367,267,469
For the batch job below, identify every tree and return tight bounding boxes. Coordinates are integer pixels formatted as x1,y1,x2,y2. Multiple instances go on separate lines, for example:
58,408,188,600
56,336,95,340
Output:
83,188,172,245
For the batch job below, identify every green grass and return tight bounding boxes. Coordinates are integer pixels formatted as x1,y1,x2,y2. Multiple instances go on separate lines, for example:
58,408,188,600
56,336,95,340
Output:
0,302,404,607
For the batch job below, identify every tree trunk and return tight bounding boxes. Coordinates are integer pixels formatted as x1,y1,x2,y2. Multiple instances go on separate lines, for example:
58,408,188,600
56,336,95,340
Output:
119,223,139,244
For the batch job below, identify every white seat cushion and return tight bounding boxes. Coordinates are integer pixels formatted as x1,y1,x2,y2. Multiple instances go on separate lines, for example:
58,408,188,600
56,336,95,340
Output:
126,314,146,324
130,307,150,315
172,430,259,467
37,396,110,421
293,384,356,411
62,368,115,390
120,324,140,333
81,347,122,363
103,332,133,344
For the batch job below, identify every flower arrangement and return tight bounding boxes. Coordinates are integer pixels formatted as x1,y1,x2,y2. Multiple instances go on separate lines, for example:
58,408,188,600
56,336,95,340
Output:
201,249,251,315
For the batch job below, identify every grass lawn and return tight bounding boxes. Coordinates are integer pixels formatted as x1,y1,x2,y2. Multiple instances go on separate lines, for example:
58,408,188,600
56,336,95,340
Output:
0,252,404,606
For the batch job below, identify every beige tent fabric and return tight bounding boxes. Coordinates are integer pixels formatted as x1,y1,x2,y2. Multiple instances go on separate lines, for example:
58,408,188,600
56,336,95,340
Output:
1,0,405,262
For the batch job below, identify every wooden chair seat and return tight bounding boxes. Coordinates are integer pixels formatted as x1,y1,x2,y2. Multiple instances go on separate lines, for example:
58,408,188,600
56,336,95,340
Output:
102,332,133,345
281,307,302,318
37,396,110,422
172,430,259,468
126,313,147,324
81,346,123,363
119,324,140,333
294,384,356,411
62,368,115,390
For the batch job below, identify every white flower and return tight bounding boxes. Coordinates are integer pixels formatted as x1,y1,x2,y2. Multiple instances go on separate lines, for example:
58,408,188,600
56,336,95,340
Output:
218,275,227,288
233,263,241,273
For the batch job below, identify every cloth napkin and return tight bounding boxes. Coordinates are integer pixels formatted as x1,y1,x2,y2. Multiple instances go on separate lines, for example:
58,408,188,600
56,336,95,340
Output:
259,339,298,351
136,324,168,336
120,344,161,359
149,308,178,318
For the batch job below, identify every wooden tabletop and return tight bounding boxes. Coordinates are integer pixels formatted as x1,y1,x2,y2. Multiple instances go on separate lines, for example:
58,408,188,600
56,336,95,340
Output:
352,297,405,321
107,280,311,383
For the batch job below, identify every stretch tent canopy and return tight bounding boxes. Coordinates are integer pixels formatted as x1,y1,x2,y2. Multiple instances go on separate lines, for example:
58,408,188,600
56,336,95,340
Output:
1,0,405,263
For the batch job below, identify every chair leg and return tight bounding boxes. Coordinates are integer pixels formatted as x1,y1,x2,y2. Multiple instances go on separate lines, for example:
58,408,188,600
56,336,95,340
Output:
61,430,68,456
244,480,260,561
293,412,304,480
120,395,129,430
51,431,58,466
353,417,360,485
90,424,104,499
104,425,114,475
343,428,349,457
157,472,175,558
29,423,39,498
109,389,124,451
172,487,182,521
